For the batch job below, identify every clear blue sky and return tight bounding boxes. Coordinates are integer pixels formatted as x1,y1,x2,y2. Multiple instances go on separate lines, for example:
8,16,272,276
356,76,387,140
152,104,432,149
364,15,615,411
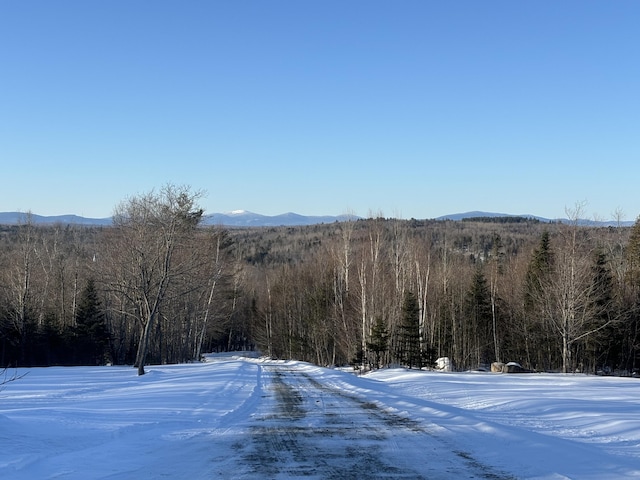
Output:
1,1,638,220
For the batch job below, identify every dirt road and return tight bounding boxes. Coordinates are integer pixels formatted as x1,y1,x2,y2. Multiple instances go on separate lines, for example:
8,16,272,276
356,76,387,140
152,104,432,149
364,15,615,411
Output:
225,362,514,479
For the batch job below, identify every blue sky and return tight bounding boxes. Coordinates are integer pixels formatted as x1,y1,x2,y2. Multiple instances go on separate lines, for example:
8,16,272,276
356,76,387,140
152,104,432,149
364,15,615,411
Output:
1,1,638,221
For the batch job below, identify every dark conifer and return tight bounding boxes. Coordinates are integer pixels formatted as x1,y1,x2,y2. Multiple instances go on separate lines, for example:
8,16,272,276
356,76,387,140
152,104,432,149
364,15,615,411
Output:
466,265,493,364
367,317,389,369
75,279,110,365
397,291,422,369
525,230,553,309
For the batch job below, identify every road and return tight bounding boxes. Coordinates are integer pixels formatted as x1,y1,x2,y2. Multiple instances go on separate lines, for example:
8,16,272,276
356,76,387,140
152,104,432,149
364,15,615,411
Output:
214,361,514,479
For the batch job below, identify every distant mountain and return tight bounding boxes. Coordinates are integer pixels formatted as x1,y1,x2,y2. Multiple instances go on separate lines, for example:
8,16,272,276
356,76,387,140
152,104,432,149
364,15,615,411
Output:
0,210,633,227
0,212,112,226
0,210,358,227
435,211,634,227
203,210,358,227
435,211,550,222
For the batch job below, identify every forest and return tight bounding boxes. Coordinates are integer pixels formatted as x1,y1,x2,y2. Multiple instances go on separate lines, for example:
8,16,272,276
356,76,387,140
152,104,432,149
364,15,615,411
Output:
1,186,639,375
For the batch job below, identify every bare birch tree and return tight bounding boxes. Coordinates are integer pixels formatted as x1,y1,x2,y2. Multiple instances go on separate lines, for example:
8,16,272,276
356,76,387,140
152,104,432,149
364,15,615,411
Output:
544,204,618,372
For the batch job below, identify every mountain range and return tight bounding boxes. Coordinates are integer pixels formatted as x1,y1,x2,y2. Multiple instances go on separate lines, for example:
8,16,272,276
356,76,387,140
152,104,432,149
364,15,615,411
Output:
204,210,358,227
0,210,633,227
0,212,113,226
0,210,357,227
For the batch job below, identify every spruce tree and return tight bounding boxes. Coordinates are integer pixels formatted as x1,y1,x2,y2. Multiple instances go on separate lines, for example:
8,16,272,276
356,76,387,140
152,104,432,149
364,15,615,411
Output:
396,291,422,369
525,230,553,308
522,230,555,369
367,316,389,369
584,250,616,371
466,265,492,365
75,279,109,365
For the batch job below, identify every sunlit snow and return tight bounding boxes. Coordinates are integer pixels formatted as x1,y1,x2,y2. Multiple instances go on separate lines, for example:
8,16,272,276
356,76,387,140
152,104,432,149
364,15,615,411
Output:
1,354,638,479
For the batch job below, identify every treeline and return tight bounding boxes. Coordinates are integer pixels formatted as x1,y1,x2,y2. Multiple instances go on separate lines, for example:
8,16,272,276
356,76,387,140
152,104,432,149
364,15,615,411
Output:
1,188,639,375
0,186,243,374
461,216,541,224
233,212,639,374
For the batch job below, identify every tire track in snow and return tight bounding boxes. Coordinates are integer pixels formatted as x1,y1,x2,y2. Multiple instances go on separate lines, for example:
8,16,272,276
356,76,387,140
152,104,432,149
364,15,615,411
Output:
235,362,514,480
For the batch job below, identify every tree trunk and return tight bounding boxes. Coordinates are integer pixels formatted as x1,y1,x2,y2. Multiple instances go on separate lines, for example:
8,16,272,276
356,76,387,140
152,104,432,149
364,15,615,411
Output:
136,315,155,375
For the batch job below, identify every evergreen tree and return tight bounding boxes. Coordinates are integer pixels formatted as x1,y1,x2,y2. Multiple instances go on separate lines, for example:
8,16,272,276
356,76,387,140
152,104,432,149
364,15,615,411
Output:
74,279,109,365
626,216,640,288
396,291,422,369
525,230,554,308
367,316,389,369
466,265,493,365
624,216,640,372
590,251,614,320
523,230,555,370
583,250,617,372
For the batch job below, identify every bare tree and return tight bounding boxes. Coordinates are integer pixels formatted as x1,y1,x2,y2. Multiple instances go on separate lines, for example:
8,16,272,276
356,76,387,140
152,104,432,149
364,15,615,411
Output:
414,237,431,363
357,216,383,368
489,234,506,363
193,229,234,360
0,367,27,392
5,214,38,364
105,184,204,375
543,204,619,372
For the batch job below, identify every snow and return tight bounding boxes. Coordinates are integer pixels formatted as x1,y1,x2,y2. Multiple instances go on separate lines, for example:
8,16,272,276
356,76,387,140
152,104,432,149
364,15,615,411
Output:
1,355,639,479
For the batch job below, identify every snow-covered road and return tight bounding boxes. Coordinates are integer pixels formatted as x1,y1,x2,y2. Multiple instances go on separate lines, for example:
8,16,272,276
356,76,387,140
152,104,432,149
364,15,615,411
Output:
1,355,639,479
213,363,512,479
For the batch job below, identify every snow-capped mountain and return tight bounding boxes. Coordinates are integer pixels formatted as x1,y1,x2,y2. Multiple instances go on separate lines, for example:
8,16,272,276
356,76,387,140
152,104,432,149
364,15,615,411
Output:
202,211,358,227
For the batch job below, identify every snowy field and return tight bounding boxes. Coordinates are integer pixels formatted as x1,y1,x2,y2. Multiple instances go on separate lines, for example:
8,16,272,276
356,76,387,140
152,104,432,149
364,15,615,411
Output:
1,354,639,479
